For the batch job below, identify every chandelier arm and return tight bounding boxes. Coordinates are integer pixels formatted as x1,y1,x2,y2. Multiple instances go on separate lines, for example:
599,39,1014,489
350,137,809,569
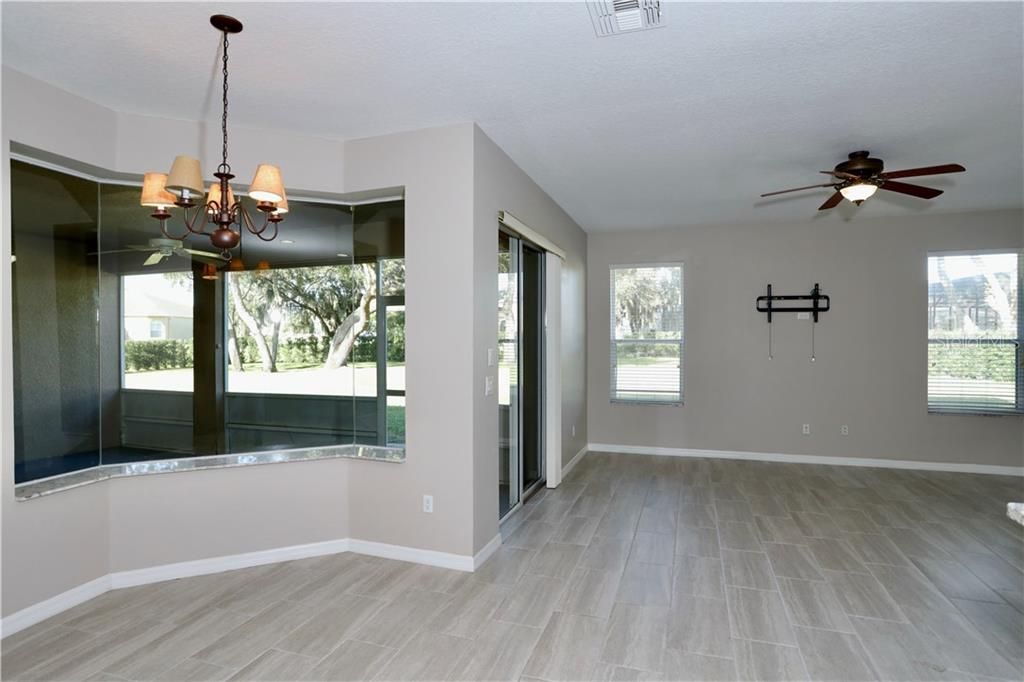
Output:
159,219,191,241
251,219,279,242
238,203,275,238
183,203,215,236
237,202,257,233
234,201,272,238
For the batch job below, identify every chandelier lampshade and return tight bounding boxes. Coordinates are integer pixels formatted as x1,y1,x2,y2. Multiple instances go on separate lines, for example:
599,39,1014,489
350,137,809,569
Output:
166,156,204,196
140,173,176,209
206,182,236,213
140,14,286,262
272,193,289,215
249,164,285,203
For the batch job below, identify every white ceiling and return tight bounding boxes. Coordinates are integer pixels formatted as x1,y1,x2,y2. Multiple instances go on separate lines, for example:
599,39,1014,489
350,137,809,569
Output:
3,2,1022,232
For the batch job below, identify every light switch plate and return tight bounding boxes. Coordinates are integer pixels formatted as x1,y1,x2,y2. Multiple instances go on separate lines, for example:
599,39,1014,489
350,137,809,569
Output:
487,348,497,367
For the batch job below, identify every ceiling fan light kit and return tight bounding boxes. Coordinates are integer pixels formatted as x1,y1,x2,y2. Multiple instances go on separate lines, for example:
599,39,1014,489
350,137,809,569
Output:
140,14,287,260
760,151,965,211
839,182,878,204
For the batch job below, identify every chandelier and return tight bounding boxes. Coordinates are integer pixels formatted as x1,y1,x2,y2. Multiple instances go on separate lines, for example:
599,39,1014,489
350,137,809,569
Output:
139,14,286,259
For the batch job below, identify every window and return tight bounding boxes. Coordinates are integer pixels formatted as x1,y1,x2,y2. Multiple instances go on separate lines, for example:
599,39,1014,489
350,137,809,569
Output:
224,257,406,447
927,252,1022,415
122,273,193,392
610,264,683,404
10,157,406,483
225,263,378,397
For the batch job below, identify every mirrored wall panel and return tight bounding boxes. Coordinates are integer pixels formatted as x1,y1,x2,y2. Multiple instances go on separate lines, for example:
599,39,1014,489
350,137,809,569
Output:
11,159,404,483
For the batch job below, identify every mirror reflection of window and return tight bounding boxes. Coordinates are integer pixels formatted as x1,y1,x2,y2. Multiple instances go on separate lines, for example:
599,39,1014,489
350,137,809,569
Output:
10,157,406,484
122,273,194,391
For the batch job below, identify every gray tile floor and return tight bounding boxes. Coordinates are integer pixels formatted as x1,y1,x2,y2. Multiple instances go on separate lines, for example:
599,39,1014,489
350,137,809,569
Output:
4,452,1023,681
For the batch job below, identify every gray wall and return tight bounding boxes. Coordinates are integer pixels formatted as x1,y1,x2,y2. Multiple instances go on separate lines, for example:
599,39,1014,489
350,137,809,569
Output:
1,69,353,616
587,209,1024,468
2,69,115,614
472,125,588,550
108,459,348,572
342,123,479,558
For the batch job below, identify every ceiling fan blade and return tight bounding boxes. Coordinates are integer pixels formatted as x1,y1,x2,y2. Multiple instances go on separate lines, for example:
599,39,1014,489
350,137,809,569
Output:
818,170,860,181
86,248,137,256
880,164,965,180
760,183,835,198
180,248,228,260
143,252,166,266
879,180,943,199
818,191,843,211
174,249,224,265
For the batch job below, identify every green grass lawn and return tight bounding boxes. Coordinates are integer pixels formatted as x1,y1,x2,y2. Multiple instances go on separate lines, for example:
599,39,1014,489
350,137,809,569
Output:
387,404,406,445
237,361,406,371
238,361,320,372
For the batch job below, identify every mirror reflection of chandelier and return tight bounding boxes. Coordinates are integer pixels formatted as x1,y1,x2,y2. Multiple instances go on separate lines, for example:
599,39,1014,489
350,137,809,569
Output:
139,14,287,259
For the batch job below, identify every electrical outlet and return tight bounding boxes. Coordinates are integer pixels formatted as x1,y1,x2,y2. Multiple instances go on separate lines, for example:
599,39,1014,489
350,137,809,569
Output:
485,376,494,396
797,312,810,320
487,348,497,367
802,424,811,436
423,495,433,513
841,425,849,436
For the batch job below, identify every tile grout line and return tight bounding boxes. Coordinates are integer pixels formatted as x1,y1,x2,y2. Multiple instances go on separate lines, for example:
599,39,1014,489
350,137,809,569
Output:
742,493,815,681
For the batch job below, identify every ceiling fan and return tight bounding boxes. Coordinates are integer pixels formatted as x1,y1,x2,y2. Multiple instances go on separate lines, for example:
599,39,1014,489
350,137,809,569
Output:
760,151,966,210
94,238,228,266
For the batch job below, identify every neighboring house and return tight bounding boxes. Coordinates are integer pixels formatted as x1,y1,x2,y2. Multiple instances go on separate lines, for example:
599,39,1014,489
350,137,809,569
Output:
122,276,193,341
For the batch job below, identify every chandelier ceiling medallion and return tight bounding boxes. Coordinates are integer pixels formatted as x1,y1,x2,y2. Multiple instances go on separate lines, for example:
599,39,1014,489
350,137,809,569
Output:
140,14,286,259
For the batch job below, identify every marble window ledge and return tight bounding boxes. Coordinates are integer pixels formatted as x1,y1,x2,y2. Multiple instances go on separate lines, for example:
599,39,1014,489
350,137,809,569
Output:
1008,502,1024,527
14,444,405,501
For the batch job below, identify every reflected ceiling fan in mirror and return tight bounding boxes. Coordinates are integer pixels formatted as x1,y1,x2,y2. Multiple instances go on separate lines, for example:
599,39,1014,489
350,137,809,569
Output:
760,151,966,210
92,238,227,267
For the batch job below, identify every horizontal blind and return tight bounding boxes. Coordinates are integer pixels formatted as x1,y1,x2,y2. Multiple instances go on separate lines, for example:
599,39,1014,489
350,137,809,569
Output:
610,264,683,404
927,252,1022,415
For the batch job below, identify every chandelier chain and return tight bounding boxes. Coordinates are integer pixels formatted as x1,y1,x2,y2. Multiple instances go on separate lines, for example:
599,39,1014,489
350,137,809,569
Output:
220,31,230,174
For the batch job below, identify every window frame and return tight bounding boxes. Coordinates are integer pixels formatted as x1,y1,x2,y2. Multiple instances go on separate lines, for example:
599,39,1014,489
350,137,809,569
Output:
609,262,684,406
926,249,1023,416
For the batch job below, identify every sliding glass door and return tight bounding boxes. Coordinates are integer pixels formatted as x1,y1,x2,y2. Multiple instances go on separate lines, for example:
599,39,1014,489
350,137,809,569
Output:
498,231,545,519
498,233,520,517
520,244,544,494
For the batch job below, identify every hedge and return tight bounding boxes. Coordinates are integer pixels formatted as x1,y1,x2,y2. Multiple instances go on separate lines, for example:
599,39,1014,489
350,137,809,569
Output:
125,339,193,372
928,343,1016,382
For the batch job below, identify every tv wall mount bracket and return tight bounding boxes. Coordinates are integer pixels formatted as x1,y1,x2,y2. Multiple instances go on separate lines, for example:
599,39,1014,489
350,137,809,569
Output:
756,283,830,360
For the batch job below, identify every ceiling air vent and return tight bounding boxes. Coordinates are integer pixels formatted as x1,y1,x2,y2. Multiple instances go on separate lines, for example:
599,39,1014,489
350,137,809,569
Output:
587,0,663,37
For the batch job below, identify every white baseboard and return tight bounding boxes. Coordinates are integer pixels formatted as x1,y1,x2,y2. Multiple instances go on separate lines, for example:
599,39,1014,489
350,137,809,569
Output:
348,538,475,572
561,445,588,478
2,536,478,639
0,575,110,640
473,533,503,570
110,538,352,589
588,443,1024,477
